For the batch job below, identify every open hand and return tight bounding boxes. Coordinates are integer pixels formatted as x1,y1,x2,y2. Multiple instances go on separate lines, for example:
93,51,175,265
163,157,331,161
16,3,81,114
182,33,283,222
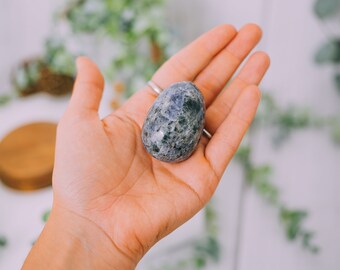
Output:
24,24,270,270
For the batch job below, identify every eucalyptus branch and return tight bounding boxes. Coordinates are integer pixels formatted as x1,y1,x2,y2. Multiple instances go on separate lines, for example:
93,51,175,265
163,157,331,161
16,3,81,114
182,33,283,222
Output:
313,0,340,92
255,93,340,146
235,145,319,253
0,95,12,106
0,235,7,248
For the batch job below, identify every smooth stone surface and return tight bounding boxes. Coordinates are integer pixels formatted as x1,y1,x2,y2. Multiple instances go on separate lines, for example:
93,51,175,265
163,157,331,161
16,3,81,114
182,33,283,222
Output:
142,81,205,162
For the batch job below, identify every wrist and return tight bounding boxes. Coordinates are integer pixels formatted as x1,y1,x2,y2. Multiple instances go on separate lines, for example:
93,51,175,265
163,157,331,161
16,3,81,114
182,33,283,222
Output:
23,205,137,270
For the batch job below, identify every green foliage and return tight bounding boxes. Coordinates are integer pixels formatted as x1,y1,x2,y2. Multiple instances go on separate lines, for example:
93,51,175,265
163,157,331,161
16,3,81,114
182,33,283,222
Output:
252,93,338,252
280,208,307,240
11,38,75,97
0,236,7,247
274,107,314,144
236,147,278,205
335,73,340,91
314,0,340,94
0,95,12,106
44,38,76,77
330,117,340,143
204,203,218,238
235,145,319,253
13,61,41,91
42,209,51,223
238,88,340,254
254,94,276,122
58,0,174,96
247,165,279,205
192,204,221,266
256,93,339,146
194,237,220,262
280,207,319,253
315,40,340,64
234,145,252,168
279,108,312,127
258,94,316,128
314,0,340,19
64,0,164,37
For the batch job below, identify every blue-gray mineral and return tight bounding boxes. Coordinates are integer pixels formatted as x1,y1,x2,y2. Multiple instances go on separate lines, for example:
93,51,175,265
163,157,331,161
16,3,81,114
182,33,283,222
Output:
142,81,205,162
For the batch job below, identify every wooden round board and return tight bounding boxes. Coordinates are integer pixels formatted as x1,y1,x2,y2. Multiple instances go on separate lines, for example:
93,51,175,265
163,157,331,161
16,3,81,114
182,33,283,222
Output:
0,122,57,191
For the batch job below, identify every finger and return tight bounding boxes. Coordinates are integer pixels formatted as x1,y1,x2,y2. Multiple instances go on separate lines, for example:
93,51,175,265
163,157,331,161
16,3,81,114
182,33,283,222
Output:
68,56,105,114
205,51,270,134
152,24,237,89
194,23,262,106
205,85,261,178
119,24,237,126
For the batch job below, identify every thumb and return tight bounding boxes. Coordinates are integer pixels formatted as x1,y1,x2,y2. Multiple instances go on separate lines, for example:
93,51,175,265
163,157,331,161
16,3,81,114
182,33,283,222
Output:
68,56,105,114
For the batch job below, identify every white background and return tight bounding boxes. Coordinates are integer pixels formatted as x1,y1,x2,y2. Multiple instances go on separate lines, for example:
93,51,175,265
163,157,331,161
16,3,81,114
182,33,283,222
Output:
0,0,340,269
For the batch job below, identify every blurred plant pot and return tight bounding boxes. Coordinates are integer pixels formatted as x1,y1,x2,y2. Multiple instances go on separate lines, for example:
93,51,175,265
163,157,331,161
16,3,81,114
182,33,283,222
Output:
11,58,75,97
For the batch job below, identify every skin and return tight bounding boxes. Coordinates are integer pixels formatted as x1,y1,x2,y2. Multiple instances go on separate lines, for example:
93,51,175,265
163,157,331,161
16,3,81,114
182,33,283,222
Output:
23,24,270,269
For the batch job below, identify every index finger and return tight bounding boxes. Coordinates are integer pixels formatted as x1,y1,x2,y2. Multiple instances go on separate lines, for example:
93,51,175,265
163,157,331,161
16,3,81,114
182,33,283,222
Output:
118,24,237,126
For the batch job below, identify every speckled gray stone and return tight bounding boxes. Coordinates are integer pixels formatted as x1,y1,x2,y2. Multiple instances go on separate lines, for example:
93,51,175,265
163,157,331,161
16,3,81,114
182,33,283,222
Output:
142,81,205,162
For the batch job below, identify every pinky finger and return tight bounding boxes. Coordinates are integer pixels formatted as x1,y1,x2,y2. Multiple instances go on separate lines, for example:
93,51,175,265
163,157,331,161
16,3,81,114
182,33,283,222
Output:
205,85,261,178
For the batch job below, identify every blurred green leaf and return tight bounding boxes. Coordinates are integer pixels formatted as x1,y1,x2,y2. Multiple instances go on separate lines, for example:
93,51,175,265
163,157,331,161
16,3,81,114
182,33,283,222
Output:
335,73,340,92
315,40,340,64
58,0,172,97
302,232,320,253
280,208,308,223
44,38,76,76
247,165,279,205
204,203,218,237
0,236,7,247
0,95,11,106
279,207,319,251
254,93,279,125
314,0,340,19
287,223,300,240
193,256,206,268
330,118,340,144
279,107,312,128
42,209,51,223
195,237,220,262
235,145,251,168
247,165,271,183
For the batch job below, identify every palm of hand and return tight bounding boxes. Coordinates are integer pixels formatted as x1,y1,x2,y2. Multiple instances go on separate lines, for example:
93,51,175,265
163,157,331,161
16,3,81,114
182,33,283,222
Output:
54,104,217,260
52,24,269,263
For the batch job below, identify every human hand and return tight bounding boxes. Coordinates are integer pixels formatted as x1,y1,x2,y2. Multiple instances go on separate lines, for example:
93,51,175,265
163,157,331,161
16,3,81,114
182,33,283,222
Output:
23,24,270,270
